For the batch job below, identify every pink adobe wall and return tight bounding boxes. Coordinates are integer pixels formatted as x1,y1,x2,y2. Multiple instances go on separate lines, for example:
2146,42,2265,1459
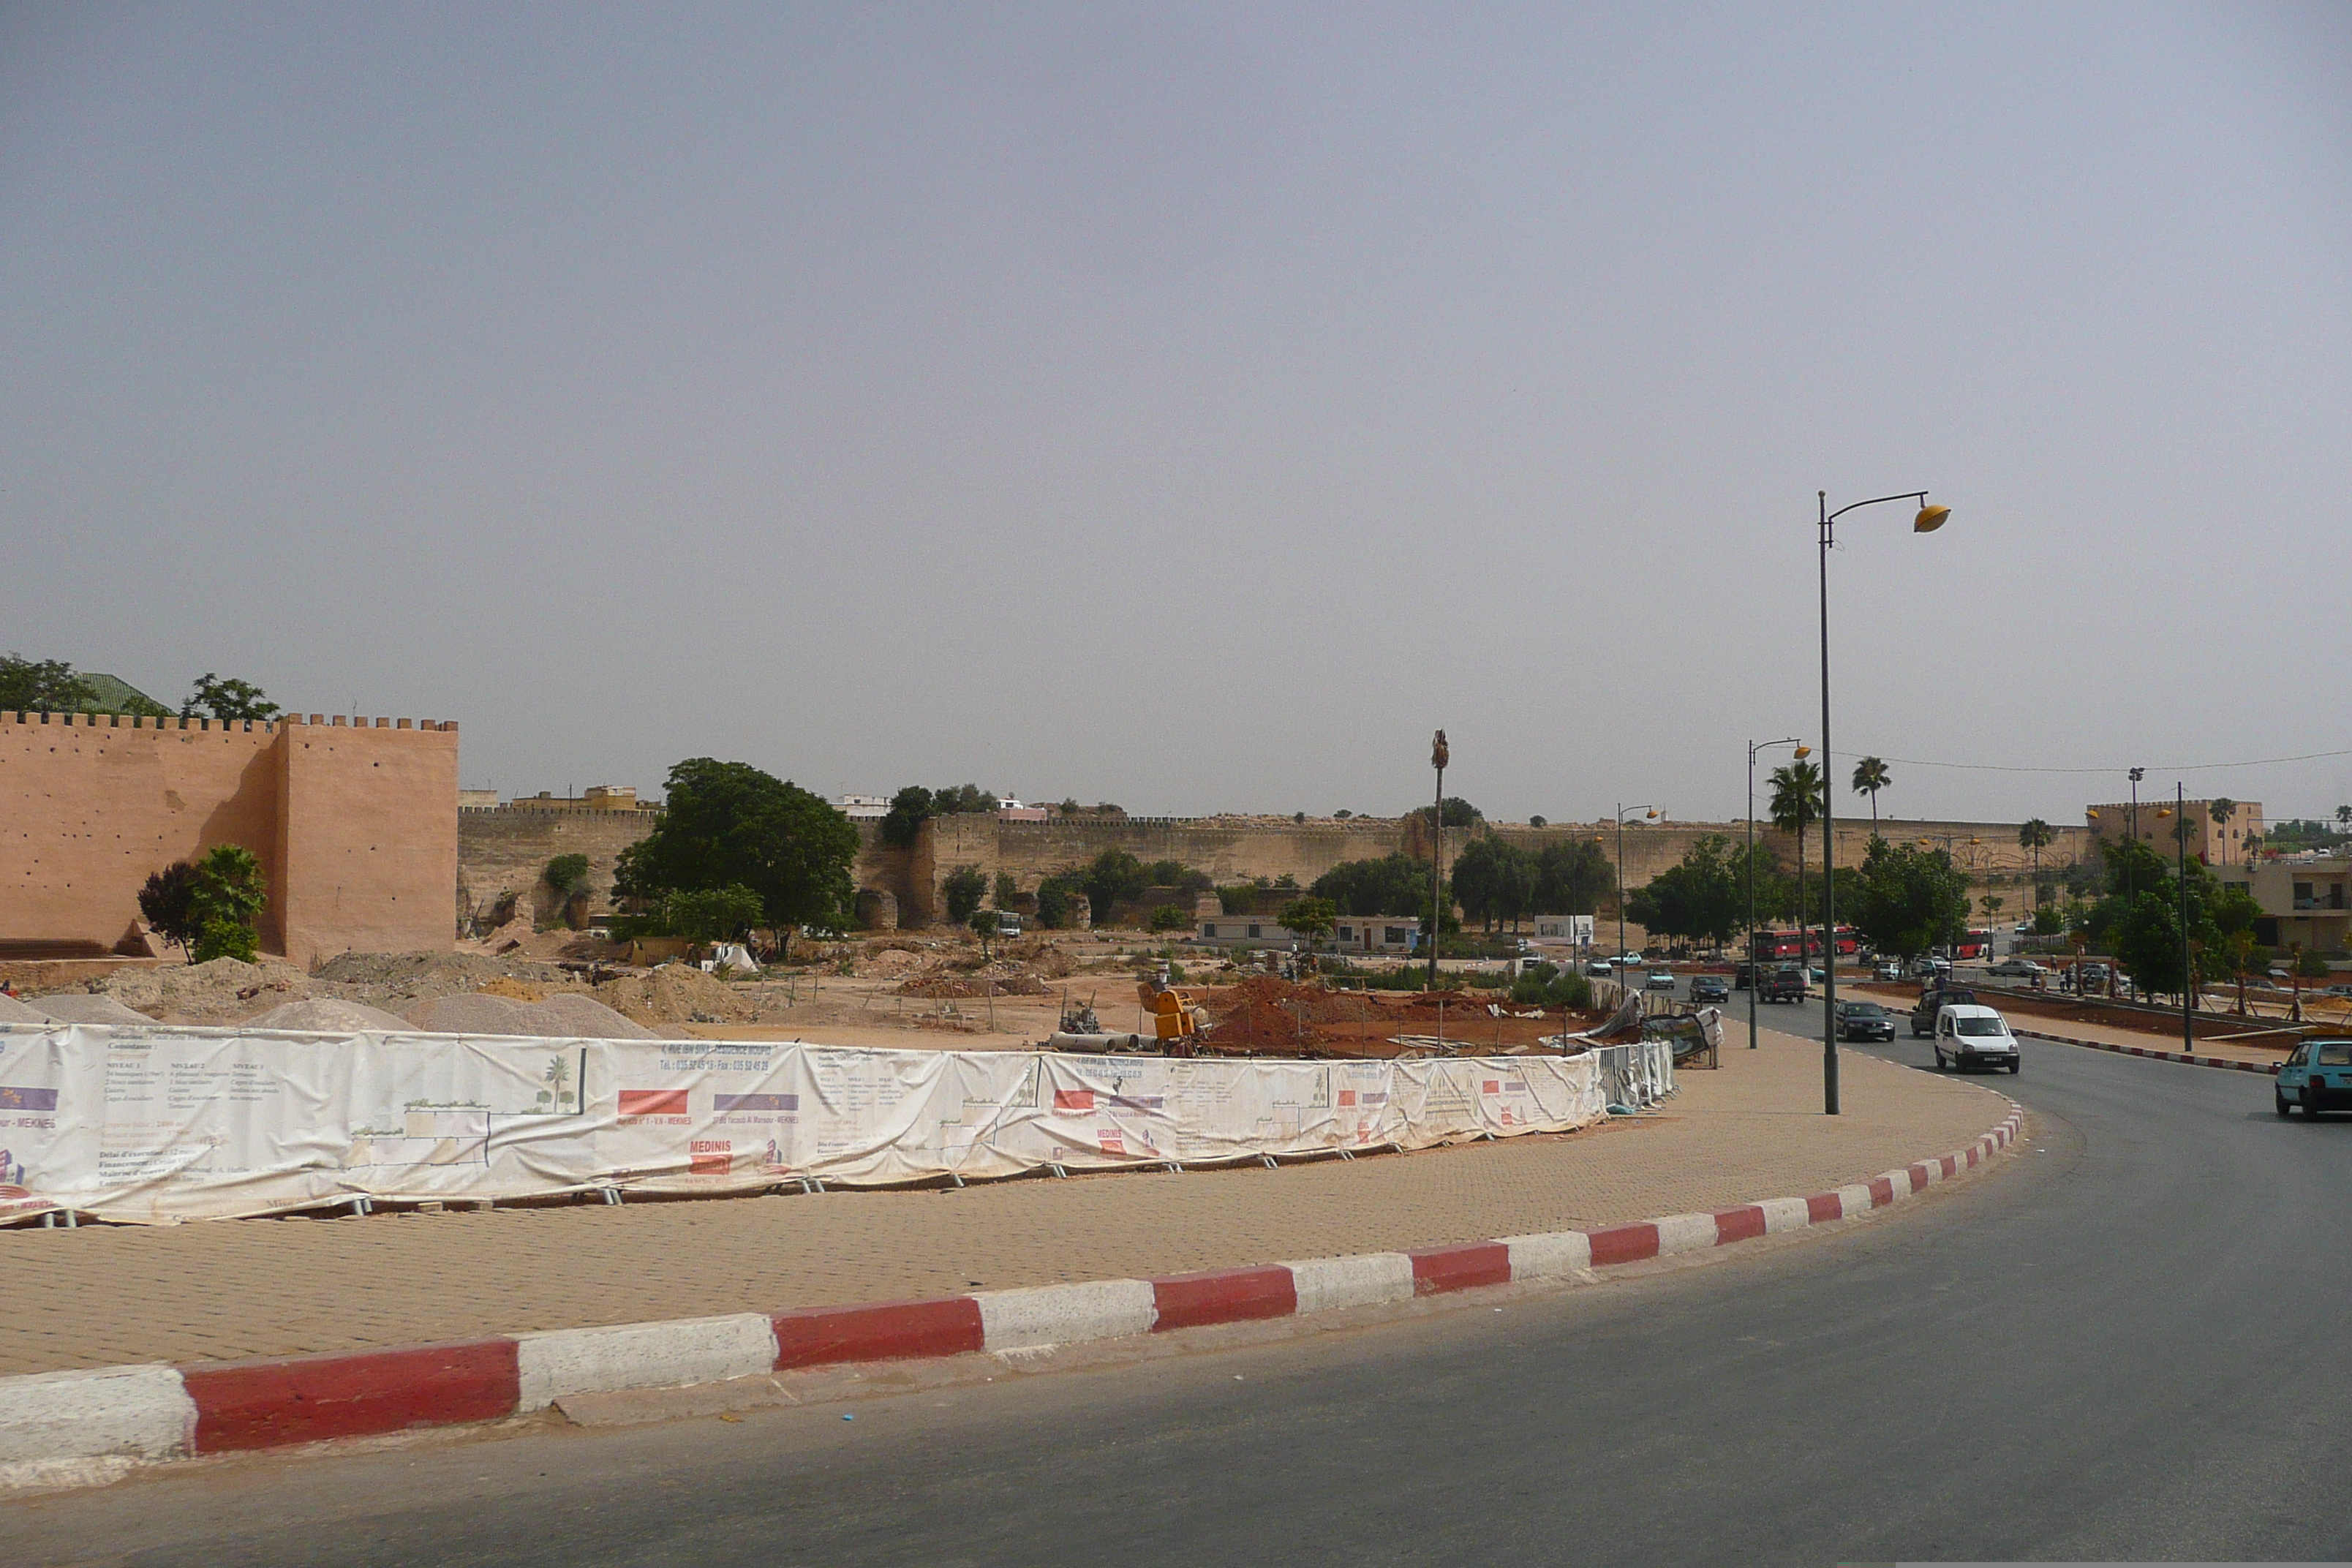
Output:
0,710,457,966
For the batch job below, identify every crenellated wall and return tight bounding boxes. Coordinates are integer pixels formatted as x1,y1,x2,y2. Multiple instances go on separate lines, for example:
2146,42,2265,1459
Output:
1,710,458,965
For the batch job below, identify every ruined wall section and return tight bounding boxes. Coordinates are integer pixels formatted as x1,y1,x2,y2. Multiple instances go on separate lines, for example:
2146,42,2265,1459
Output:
456,807,663,926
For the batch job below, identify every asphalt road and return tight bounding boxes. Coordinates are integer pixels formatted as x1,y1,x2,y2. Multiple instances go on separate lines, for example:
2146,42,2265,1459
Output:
10,1030,2351,1567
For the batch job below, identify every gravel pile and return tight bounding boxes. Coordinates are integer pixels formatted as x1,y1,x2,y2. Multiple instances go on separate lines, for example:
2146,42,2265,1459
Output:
241,998,415,1033
32,993,159,1025
0,995,59,1025
400,991,662,1040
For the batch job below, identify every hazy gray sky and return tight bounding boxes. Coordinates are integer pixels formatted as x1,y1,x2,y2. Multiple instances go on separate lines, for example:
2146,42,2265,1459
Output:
6,3,2348,827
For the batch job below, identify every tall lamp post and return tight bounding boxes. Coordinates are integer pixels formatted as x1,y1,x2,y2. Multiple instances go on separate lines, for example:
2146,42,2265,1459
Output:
1748,738,1808,1049
1615,802,1662,970
1428,731,1448,988
1817,489,1950,1115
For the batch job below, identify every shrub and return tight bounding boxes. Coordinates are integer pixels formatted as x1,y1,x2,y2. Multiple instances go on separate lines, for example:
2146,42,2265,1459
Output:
942,865,988,924
1147,904,1190,933
186,845,267,964
545,853,591,894
2296,949,2332,979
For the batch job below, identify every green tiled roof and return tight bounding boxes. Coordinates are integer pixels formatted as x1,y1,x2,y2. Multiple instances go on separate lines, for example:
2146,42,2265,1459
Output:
74,672,171,715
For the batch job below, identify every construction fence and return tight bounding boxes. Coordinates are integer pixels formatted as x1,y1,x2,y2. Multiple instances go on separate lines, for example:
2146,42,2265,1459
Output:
0,1023,1676,1225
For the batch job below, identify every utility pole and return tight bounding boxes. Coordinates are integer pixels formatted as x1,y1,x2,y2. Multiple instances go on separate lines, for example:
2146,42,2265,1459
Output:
1428,730,1447,989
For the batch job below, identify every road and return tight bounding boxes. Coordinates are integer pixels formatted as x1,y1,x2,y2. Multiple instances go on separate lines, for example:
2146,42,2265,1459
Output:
8,1028,2351,1566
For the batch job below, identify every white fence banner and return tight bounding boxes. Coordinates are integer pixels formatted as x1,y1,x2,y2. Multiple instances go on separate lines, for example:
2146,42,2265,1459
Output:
0,1021,1670,1224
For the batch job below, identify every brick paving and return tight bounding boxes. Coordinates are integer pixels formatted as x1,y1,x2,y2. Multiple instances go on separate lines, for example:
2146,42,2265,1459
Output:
0,1030,2012,1377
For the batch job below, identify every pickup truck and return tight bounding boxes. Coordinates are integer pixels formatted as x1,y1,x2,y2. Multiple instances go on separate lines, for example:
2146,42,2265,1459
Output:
1761,965,1808,1003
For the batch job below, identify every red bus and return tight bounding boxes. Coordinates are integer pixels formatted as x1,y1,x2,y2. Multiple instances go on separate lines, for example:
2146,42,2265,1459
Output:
1955,929,1996,962
1751,926,1859,961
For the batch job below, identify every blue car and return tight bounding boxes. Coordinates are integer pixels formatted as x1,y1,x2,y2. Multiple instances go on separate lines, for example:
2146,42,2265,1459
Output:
2275,1038,2352,1118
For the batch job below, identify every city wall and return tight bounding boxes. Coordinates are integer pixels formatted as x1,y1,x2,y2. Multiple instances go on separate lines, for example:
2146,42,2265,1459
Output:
1,710,458,967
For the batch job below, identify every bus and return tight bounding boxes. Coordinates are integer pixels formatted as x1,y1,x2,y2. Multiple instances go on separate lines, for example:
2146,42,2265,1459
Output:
1955,928,1997,962
1751,926,1860,962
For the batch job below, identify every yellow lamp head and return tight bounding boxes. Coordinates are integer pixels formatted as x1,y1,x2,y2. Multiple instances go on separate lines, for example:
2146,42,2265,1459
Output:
1914,504,1950,533
1793,745,1812,758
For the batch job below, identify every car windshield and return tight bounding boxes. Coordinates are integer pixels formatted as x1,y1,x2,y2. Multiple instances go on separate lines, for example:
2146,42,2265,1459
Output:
1845,1003,1887,1018
2318,1044,2352,1066
1954,1016,2008,1037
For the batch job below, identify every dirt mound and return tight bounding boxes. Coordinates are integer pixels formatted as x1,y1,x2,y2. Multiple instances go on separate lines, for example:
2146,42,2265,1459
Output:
313,951,576,1001
31,993,157,1025
898,963,1053,999
1194,976,1362,1052
94,957,309,1021
530,992,661,1040
242,998,415,1033
478,976,549,1003
592,965,758,1026
401,994,554,1037
0,995,59,1024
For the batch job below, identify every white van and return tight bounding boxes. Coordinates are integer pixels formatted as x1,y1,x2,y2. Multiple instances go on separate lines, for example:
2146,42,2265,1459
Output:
1934,1003,2020,1074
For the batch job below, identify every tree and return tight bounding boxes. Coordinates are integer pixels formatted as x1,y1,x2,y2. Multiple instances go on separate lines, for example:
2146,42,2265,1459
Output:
1079,850,1147,926
621,758,860,949
879,786,933,848
137,862,205,960
188,844,267,963
1851,757,1891,830
2337,805,2351,829
942,865,988,924
1625,835,1744,949
1850,838,1971,962
1529,815,1548,828
1278,896,1337,953
931,784,998,815
2031,904,2065,937
0,653,96,713
1450,838,1535,933
2209,797,2237,862
182,674,280,723
1532,839,1612,915
2297,949,2332,980
1406,797,1482,830
662,884,764,943
1035,874,1081,930
992,871,1018,909
1312,853,1441,918
2017,819,2054,908
545,854,591,897
969,908,1001,957
1770,759,1827,952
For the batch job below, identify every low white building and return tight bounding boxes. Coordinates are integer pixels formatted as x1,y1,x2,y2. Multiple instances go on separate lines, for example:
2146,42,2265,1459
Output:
1196,917,1303,947
1529,913,1595,944
1331,916,1421,955
837,794,890,820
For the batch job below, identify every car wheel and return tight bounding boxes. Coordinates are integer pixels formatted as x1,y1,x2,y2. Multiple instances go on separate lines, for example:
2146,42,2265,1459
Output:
2276,1090,2292,1117
2008,1060,2021,1075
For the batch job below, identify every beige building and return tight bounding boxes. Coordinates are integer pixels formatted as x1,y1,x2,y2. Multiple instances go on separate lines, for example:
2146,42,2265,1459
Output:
2084,798,2264,865
2214,855,2351,955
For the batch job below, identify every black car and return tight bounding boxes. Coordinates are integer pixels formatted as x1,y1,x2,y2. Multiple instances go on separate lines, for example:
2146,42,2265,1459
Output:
1761,965,1807,1003
1690,974,1730,1003
1733,962,1755,990
1836,1000,1896,1042
1910,986,1978,1037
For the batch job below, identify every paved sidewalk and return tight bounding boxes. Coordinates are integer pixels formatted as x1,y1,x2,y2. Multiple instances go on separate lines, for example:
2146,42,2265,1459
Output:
0,1032,2011,1378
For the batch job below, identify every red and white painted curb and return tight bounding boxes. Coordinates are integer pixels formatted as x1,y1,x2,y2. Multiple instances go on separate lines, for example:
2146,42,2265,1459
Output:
2013,1028,2283,1076
0,1103,2023,1482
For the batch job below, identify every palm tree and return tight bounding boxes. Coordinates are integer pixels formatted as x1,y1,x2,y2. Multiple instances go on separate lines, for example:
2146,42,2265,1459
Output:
2209,797,2236,863
2335,804,2350,830
1850,756,1891,834
1769,760,1826,962
2017,818,2054,912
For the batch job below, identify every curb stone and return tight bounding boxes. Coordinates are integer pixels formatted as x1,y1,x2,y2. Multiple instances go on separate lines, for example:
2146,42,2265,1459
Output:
0,1102,2024,1482
2013,1028,2284,1077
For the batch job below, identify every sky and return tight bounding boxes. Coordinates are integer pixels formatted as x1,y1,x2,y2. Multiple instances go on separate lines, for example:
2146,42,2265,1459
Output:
4,2,2349,829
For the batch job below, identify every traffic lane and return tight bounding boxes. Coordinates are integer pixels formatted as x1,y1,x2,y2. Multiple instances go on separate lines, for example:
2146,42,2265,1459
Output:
10,1032,2351,1567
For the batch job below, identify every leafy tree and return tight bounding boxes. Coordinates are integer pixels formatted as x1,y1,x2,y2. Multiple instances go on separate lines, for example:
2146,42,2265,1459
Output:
188,844,268,963
1334,809,1354,820
544,854,592,896
1529,815,1548,828
0,653,96,713
2297,949,2332,980
2031,905,2065,937
1035,874,1082,929
879,785,933,848
931,784,998,815
1077,849,1147,925
969,908,1001,957
182,674,280,723
622,758,859,949
1451,838,1536,933
1534,838,1612,916
1058,798,1082,816
1980,894,2005,924
1850,839,1971,961
942,865,988,924
1141,859,1213,896
663,884,764,943
1278,896,1338,952
1312,853,1444,919
1625,835,1744,948
1406,797,1482,831
1145,904,1189,934
2337,805,2351,829
1850,756,1891,829
137,861,205,961
992,871,1019,909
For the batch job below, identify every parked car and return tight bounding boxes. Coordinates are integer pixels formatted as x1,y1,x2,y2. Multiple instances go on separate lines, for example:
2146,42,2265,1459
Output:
1690,974,1730,1003
1911,986,1978,1037
1733,962,1755,989
1933,1003,2021,1074
1585,960,1613,978
1874,961,1904,982
1646,970,1677,992
2268,966,2293,981
1762,965,1808,1003
2275,1037,2352,1117
1836,1000,1896,1042
1988,958,2046,979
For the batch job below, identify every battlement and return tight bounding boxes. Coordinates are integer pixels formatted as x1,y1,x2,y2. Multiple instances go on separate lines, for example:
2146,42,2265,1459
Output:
0,711,456,733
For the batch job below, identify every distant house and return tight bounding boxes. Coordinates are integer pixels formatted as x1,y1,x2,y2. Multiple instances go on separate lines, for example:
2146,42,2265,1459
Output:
1196,918,1303,948
2214,855,2351,954
1330,916,1421,956
837,794,890,820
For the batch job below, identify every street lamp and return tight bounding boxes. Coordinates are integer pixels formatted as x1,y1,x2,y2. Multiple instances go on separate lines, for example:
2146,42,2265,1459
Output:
1817,488,1949,1115
1428,730,1449,988
1615,802,1662,972
1748,739,1808,1049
